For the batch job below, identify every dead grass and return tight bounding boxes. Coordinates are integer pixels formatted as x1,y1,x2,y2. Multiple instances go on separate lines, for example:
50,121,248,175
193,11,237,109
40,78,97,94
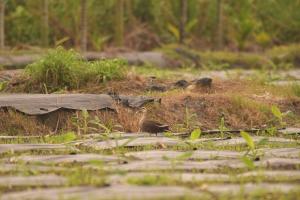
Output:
145,92,273,131
76,73,147,95
0,109,50,135
1,75,300,135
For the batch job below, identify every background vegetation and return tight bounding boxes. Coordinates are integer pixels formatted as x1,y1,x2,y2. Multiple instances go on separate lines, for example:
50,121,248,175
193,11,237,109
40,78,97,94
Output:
1,0,300,52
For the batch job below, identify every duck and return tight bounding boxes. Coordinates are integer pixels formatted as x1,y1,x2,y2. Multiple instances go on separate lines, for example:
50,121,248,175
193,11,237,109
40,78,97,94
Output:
138,107,169,135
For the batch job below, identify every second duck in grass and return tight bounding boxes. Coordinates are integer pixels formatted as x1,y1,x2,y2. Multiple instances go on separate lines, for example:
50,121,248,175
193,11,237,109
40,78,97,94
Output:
138,107,169,136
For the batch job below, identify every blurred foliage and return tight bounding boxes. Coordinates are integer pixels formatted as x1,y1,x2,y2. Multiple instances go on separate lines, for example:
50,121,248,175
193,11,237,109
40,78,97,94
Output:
3,0,300,51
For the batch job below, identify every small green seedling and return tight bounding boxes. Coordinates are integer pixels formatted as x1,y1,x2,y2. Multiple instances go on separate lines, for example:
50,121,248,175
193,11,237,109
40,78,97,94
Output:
184,107,198,130
271,105,286,127
44,131,77,144
240,131,268,169
219,117,228,138
0,81,7,92
190,128,201,140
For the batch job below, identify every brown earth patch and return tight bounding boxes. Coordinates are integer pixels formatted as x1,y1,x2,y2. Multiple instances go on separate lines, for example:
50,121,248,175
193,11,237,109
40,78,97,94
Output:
1,75,300,135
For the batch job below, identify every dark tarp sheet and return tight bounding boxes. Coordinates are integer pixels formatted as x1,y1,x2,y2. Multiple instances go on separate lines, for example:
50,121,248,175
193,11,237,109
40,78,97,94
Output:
0,94,114,115
109,94,156,108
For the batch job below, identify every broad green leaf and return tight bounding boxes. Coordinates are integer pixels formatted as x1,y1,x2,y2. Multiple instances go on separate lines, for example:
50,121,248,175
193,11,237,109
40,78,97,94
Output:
190,128,201,140
241,156,255,169
240,131,255,149
271,105,282,120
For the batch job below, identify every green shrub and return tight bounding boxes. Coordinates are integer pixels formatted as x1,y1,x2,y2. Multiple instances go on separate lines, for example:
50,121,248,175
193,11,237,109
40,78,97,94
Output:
267,44,300,68
86,59,127,83
26,47,85,91
25,47,127,92
291,84,300,97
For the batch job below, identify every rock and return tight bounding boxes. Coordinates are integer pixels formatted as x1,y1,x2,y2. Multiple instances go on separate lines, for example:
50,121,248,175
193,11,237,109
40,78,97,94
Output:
0,175,67,187
264,148,300,159
0,164,66,173
81,137,228,150
114,95,157,108
125,150,242,160
0,185,202,200
174,80,189,88
102,160,246,172
82,137,181,150
261,158,300,169
278,127,300,135
9,154,122,164
206,183,298,195
108,172,230,184
147,84,167,92
194,77,213,88
213,136,295,146
239,170,300,181
0,144,67,154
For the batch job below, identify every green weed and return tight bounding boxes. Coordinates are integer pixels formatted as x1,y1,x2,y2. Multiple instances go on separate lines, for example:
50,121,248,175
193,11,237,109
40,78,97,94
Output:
291,84,300,97
219,117,228,139
44,131,77,143
240,131,268,169
25,47,127,93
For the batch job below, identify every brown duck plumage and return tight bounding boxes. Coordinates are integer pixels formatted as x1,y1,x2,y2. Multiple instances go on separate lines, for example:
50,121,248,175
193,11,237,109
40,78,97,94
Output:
138,107,169,135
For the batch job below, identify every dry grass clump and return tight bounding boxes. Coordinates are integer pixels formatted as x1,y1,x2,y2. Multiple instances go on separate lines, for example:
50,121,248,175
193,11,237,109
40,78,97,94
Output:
146,91,275,131
78,73,147,95
116,106,141,132
2,76,300,135
0,109,50,135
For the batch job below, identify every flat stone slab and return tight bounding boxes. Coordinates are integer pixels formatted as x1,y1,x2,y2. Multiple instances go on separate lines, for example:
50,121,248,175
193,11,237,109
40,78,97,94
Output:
0,144,67,154
126,150,242,160
214,136,296,146
0,164,66,173
0,175,67,187
109,170,300,185
102,160,246,172
102,157,300,172
82,137,182,150
0,136,42,139
206,183,299,195
278,127,300,135
108,172,230,185
9,154,122,164
0,185,201,200
261,158,300,169
239,170,300,181
0,94,115,115
82,137,230,150
264,148,300,159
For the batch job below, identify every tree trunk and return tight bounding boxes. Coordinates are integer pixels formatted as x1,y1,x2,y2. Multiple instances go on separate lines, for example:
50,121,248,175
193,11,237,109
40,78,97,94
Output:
179,0,187,44
125,0,135,29
215,0,223,50
42,0,49,47
0,0,5,50
115,0,124,47
80,0,88,52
